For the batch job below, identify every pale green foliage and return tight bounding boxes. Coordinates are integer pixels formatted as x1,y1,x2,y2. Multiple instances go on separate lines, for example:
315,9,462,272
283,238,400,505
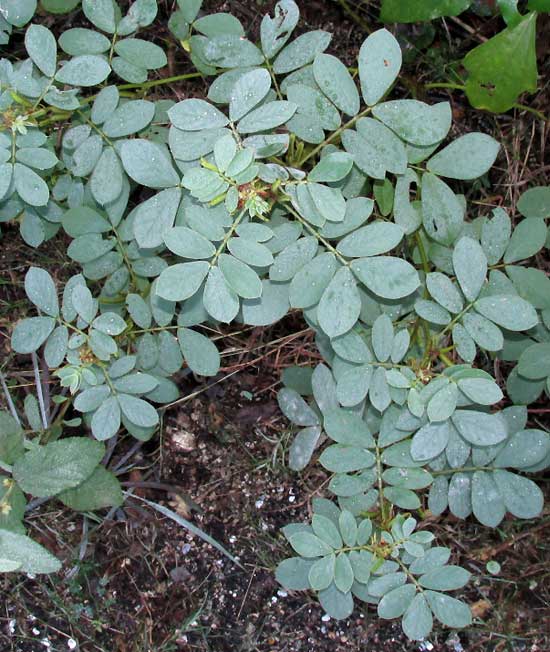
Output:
1,0,549,642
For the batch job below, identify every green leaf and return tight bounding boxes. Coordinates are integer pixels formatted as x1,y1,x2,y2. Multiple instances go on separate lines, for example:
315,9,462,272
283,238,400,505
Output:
358,29,402,106
237,101,297,134
493,469,543,518
309,554,335,590
319,583,354,620
464,13,537,113
411,422,451,461
25,24,57,77
168,99,229,131
13,437,104,497
351,256,420,300
425,591,472,628
276,557,315,590
16,147,58,171
504,218,547,263
507,265,550,310
481,208,511,265
323,409,374,447
90,147,123,206
0,530,60,574
118,394,159,428
277,388,319,426
120,140,179,188
518,343,550,379
91,396,120,441
59,28,111,56
82,0,116,33
24,267,58,317
312,514,343,548
272,30,331,74
494,428,550,469
290,531,333,557
453,237,487,302
102,100,155,138
378,584,416,619
462,313,503,352
229,68,271,122
470,473,507,525
12,316,55,354
227,237,274,267
14,163,49,206
218,254,262,299
59,466,123,511
427,133,500,180
260,0,299,59
421,173,464,245
338,222,404,258
339,510,358,547
203,267,239,323
342,118,407,180
164,226,216,259
334,553,354,592
55,55,111,87
380,0,470,22
270,237,318,282
402,593,433,640
517,186,550,219
458,377,503,405
91,312,127,336
318,266,361,338
134,187,181,249
289,425,321,471
0,0,37,27
309,153,354,183
313,53,360,117
178,327,220,376
0,412,25,465
319,445,375,473
419,566,470,591
289,252,337,308
114,38,167,70
451,410,508,446
372,314,394,362
474,295,538,331
373,100,452,147
426,272,463,314
241,279,289,325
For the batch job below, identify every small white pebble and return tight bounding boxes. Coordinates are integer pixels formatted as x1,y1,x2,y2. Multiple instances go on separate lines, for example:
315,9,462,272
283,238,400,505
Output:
277,590,287,598
271,596,277,604
32,628,40,635
255,496,265,509
321,614,330,622
229,535,236,543
41,638,51,648
288,495,296,503
67,639,77,651
8,619,16,634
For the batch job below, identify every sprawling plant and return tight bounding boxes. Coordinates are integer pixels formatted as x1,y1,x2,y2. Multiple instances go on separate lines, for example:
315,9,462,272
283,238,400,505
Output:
1,0,549,641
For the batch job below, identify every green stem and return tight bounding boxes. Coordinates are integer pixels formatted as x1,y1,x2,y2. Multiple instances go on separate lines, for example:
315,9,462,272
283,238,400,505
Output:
283,202,349,265
117,72,202,92
424,82,465,91
210,208,247,266
297,106,373,167
512,103,547,122
375,444,388,525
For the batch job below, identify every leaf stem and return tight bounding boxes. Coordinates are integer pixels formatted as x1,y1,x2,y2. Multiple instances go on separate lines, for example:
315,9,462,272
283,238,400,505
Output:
297,106,373,167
